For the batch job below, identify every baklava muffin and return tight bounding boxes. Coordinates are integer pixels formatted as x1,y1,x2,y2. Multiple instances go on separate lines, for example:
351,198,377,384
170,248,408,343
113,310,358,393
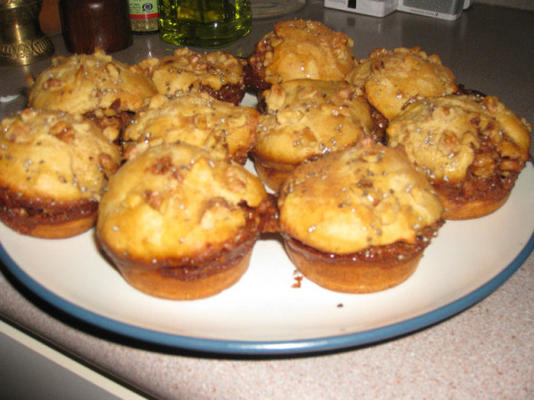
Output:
278,138,444,293
137,48,247,105
28,48,157,141
252,79,374,192
96,143,271,300
122,93,259,164
387,94,531,219
0,109,120,238
346,47,457,120
247,20,356,92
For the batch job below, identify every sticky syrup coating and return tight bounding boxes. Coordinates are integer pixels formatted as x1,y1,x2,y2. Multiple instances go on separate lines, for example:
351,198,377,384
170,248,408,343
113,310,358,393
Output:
137,48,247,105
0,109,120,237
0,109,120,202
255,79,373,163
252,79,374,192
28,48,157,114
122,93,259,164
387,94,531,182
347,47,457,120
97,143,268,262
278,139,443,255
387,94,531,219
248,19,356,89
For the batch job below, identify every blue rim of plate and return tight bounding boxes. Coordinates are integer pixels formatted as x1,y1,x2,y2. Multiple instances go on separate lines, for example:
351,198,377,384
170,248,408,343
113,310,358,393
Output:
1,229,533,356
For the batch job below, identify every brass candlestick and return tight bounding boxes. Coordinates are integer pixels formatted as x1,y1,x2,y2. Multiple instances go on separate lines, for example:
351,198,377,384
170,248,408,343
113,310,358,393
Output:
0,0,54,65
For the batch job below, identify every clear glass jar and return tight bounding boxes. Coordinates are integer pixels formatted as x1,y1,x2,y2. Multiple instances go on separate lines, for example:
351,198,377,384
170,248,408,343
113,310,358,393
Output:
158,0,251,48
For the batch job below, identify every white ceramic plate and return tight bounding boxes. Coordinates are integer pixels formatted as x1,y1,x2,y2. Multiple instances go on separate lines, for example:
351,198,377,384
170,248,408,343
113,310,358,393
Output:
1,155,533,354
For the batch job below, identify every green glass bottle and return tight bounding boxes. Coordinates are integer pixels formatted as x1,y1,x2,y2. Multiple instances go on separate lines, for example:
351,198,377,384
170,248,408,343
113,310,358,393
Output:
158,0,251,48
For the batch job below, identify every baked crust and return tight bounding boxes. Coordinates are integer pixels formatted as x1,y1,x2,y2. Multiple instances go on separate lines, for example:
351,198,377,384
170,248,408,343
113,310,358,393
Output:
284,220,442,293
122,93,259,164
278,138,443,293
278,139,444,293
115,246,255,300
387,94,531,219
96,143,268,299
252,79,373,192
137,48,247,105
0,109,121,238
247,20,355,91
0,188,98,238
28,48,157,115
346,47,457,120
279,138,443,254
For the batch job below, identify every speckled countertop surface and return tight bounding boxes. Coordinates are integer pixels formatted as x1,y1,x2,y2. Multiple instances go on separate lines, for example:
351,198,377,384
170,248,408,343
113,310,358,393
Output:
1,2,533,399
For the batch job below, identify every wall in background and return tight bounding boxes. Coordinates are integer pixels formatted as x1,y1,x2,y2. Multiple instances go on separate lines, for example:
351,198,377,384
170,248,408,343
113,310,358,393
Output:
474,0,534,10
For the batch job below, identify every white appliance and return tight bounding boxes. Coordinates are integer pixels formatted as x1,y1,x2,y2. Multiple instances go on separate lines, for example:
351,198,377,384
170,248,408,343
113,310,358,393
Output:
324,0,471,20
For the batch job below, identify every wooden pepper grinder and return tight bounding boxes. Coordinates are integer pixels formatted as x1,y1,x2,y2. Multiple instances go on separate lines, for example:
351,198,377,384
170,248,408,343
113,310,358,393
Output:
59,0,132,54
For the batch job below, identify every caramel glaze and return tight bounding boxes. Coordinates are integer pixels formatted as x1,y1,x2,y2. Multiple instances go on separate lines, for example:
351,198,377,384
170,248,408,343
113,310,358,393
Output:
393,87,526,210
83,99,135,145
432,134,523,207
199,83,246,106
256,95,268,114
456,84,486,98
257,193,280,234
283,219,444,269
84,111,133,134
0,187,98,235
100,195,280,282
370,105,388,144
433,169,519,207
243,56,271,93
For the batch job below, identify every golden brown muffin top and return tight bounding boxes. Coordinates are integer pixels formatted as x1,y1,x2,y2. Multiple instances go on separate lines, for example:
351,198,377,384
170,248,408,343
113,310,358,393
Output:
278,139,443,254
0,109,120,202
28,48,157,114
387,94,531,183
254,79,373,164
123,93,259,164
97,143,267,260
137,48,246,96
347,47,457,120
251,19,355,85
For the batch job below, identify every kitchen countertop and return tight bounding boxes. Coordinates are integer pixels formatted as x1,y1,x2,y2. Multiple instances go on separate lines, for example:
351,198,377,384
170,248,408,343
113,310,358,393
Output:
1,2,533,399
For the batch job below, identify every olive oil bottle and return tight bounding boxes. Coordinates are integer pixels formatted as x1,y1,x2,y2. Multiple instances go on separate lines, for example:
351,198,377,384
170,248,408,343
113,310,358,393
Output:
158,0,251,48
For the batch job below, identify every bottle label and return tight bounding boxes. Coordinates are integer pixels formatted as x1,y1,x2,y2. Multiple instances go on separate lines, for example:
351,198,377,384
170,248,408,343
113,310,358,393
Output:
129,0,159,18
